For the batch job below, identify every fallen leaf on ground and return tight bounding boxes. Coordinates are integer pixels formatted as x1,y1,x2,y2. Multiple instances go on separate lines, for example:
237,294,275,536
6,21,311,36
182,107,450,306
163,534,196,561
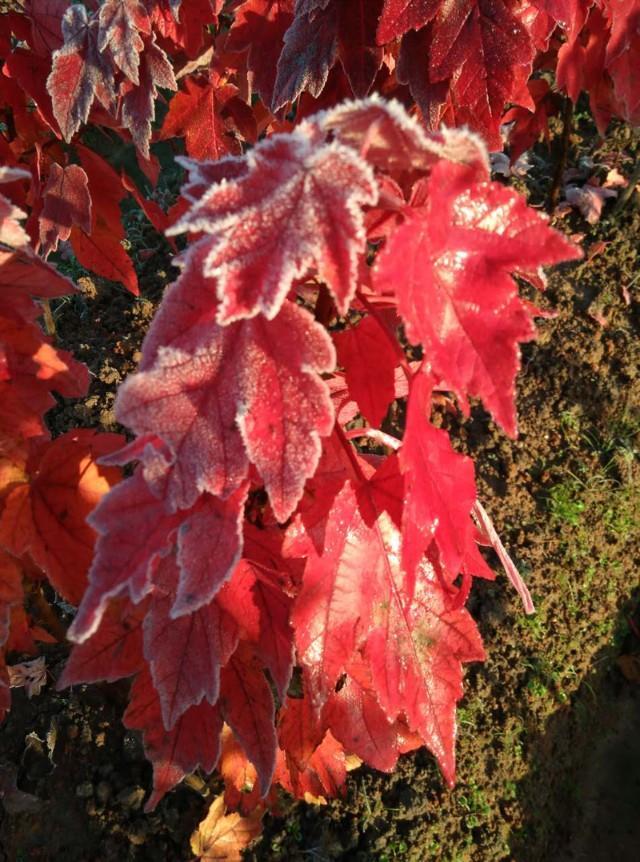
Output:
191,794,263,861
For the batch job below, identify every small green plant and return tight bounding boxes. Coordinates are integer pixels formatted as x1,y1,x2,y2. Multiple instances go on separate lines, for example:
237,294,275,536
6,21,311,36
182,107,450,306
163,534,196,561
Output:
547,479,585,525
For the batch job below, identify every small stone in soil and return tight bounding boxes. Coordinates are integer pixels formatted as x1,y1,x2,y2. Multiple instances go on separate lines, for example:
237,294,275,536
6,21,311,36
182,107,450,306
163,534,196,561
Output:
95,781,112,805
126,824,148,846
76,781,94,798
116,786,145,811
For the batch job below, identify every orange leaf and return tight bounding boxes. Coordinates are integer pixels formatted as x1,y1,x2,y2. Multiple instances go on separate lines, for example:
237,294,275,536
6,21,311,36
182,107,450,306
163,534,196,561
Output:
190,794,263,862
0,430,124,604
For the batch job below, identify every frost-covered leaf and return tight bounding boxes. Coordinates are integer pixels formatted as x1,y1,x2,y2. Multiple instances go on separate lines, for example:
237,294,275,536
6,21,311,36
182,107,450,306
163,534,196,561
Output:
98,0,151,85
144,550,239,729
47,4,115,142
121,34,177,158
116,249,335,520
272,0,338,109
170,125,376,323
69,466,246,640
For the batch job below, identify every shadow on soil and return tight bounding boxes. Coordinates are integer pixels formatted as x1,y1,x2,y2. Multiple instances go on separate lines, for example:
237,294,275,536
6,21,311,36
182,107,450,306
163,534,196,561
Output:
511,588,640,862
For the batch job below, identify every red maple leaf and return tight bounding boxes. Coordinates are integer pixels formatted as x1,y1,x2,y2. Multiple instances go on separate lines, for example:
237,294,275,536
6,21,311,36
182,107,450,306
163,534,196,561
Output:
384,0,542,148
219,641,277,795
333,314,400,427
271,0,384,109
160,74,242,160
374,160,580,435
292,473,485,783
47,4,116,142
399,373,492,587
324,671,422,772
0,430,123,604
58,598,146,688
115,247,336,520
144,549,240,729
98,0,152,86
120,33,177,157
605,0,640,125
124,665,223,810
226,0,295,106
38,163,92,258
168,125,377,323
71,145,139,295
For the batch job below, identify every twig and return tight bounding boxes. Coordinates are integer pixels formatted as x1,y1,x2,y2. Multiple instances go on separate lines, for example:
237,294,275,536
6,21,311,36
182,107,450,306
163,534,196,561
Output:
612,157,640,214
548,96,574,212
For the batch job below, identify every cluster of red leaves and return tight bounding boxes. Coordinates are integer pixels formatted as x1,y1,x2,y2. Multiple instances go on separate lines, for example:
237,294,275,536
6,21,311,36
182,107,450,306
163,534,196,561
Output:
2,0,635,833
1,2,636,299
0,167,122,719
59,97,579,814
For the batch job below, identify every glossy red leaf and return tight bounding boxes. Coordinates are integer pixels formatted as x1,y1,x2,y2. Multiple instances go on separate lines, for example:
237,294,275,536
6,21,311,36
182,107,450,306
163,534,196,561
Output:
386,0,539,148
362,530,485,785
334,314,399,427
292,480,384,708
226,0,295,106
324,673,421,773
374,160,580,435
400,373,480,585
160,75,242,160
605,0,640,125
24,0,67,56
70,146,139,295
278,692,324,772
219,642,277,796
276,728,347,801
0,550,23,648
